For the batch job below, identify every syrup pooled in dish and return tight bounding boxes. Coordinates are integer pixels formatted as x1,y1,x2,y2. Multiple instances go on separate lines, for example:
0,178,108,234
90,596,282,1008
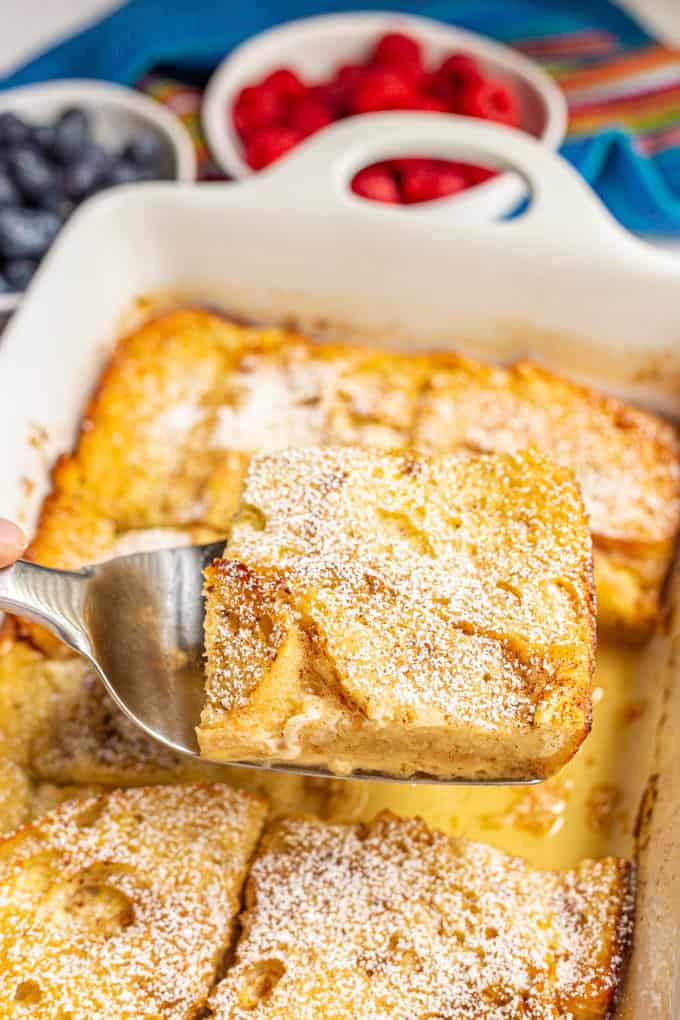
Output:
199,446,595,780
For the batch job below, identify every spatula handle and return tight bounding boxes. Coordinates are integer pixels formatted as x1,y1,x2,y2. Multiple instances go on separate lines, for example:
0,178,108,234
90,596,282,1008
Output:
0,559,90,654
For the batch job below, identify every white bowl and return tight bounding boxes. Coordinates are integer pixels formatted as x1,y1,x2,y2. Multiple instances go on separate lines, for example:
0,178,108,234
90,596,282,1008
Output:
202,11,567,213
0,79,197,315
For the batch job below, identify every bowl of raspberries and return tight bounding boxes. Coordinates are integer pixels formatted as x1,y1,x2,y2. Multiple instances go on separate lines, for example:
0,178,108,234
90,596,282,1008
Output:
202,12,566,213
0,80,196,312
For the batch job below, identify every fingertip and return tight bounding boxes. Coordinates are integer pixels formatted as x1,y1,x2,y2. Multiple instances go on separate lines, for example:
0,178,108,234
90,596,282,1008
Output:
0,520,27,567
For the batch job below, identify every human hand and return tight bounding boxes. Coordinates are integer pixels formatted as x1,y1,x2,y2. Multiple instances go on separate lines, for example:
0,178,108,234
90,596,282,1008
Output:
0,520,26,568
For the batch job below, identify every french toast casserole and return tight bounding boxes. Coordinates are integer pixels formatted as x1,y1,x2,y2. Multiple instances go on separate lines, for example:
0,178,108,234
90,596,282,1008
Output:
1,306,678,1016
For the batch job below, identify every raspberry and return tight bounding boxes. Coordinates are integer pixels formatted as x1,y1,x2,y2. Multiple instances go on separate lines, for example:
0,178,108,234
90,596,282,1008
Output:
351,69,417,114
459,78,520,126
329,64,368,115
373,31,422,68
262,67,308,104
351,165,401,204
431,53,484,109
462,163,497,185
335,63,366,87
245,126,301,169
313,82,345,117
387,157,435,175
372,32,424,85
405,94,449,112
400,161,467,203
288,95,335,138
388,56,424,86
233,84,285,141
387,159,495,195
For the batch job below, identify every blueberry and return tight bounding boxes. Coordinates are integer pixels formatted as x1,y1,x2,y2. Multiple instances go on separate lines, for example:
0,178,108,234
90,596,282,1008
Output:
123,128,162,168
38,186,74,219
0,112,30,147
52,107,91,163
106,159,155,186
33,123,56,153
4,257,37,291
62,143,110,200
0,272,11,294
0,207,61,258
7,145,56,202
0,165,20,207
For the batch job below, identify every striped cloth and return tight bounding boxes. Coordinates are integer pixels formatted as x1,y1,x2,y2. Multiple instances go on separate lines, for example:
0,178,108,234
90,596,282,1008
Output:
518,33,680,155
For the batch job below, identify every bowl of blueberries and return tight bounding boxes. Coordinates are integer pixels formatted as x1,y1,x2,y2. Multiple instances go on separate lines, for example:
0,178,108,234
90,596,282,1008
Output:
0,79,196,313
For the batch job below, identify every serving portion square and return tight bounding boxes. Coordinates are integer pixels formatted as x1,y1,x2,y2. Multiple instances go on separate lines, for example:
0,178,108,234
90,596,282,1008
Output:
0,783,266,1020
200,446,595,780
209,811,633,1019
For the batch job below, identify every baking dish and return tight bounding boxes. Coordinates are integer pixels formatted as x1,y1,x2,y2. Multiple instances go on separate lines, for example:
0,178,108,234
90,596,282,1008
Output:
1,113,679,1017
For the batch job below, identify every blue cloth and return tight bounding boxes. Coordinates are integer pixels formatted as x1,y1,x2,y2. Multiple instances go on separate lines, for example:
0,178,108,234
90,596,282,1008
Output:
3,0,680,235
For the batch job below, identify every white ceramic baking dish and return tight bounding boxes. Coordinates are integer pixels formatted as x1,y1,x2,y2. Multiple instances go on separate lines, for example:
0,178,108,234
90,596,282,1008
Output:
1,113,679,1017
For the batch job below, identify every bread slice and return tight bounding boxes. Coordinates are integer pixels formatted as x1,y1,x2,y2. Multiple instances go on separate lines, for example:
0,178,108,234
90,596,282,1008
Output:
414,356,680,638
198,446,595,780
0,783,266,1020
208,811,634,1019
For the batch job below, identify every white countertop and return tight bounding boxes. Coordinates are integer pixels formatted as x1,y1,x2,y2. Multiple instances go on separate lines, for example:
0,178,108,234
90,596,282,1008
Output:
0,0,121,77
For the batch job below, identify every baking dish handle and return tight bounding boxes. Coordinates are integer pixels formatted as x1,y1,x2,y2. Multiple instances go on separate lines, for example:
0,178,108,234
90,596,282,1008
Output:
253,112,680,270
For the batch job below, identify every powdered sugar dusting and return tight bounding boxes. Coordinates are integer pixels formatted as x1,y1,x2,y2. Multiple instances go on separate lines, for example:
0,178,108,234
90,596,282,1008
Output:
415,359,680,545
209,812,634,1019
0,784,266,1020
203,447,595,769
212,354,341,452
155,400,204,437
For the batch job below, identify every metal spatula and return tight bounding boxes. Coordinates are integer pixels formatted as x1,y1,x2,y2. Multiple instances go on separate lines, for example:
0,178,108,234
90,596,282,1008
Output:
0,544,536,786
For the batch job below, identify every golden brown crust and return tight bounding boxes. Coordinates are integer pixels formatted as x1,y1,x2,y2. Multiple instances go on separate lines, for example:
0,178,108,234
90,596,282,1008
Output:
0,754,102,836
324,348,432,448
199,447,595,780
208,811,635,1019
24,309,679,640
